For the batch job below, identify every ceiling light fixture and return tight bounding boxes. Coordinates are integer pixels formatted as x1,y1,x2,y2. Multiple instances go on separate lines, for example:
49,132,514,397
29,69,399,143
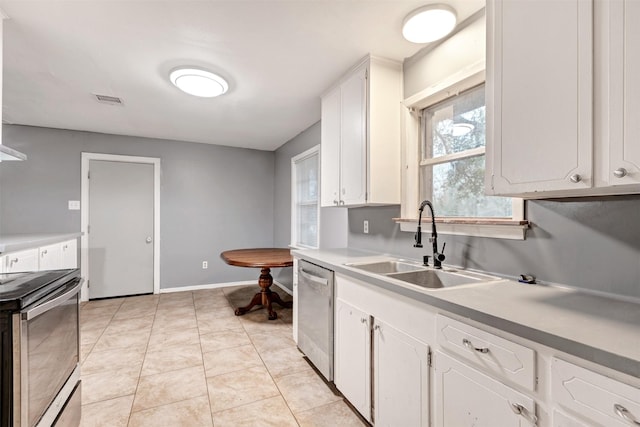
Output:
169,67,229,98
452,123,475,137
402,4,457,43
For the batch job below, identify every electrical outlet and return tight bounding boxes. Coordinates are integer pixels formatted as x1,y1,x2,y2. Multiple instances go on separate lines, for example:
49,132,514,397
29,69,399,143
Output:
364,220,369,234
202,261,208,269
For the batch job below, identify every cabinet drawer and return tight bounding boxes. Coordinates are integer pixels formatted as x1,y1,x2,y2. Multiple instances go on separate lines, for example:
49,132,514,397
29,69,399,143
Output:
551,357,640,427
436,314,536,391
3,248,39,273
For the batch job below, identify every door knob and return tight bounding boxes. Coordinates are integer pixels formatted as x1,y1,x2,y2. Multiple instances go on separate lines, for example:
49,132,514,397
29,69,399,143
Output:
146,237,152,243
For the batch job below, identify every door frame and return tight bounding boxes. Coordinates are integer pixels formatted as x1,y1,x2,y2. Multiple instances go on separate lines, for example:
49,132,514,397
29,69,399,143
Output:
80,152,161,301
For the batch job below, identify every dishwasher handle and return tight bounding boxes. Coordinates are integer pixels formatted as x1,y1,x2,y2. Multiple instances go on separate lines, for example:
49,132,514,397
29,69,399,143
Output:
299,269,330,291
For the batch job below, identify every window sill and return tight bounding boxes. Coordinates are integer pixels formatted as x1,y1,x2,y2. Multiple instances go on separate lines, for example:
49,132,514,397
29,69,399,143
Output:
394,218,529,240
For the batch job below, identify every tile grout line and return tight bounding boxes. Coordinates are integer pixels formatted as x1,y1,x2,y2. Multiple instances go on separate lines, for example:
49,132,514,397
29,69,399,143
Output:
125,296,158,426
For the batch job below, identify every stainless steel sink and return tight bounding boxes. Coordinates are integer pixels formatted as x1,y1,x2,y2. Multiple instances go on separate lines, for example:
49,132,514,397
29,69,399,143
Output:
345,260,425,274
346,260,498,290
387,269,489,289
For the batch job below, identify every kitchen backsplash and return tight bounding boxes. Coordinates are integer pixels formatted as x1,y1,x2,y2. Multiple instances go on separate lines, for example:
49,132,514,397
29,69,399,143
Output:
348,197,640,300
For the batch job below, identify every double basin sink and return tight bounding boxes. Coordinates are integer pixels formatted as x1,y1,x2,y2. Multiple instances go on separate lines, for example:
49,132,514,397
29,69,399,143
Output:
345,260,498,290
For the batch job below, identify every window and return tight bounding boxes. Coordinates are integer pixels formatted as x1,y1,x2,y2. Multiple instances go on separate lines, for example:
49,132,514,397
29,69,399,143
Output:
291,146,320,248
398,64,527,239
420,84,512,218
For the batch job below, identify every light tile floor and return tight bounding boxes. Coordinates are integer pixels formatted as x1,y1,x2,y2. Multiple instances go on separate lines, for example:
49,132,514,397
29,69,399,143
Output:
79,285,366,427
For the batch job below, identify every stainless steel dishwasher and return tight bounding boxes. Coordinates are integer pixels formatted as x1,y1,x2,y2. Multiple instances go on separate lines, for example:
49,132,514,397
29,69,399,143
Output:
297,259,334,382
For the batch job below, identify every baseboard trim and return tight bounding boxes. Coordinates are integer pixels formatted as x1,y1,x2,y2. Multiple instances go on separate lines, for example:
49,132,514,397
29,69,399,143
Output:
159,281,255,293
159,280,293,295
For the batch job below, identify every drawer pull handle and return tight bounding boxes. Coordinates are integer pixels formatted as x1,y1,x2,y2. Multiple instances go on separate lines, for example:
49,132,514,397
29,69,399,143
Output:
10,258,19,264
614,404,640,426
510,403,538,426
462,338,489,354
360,318,367,324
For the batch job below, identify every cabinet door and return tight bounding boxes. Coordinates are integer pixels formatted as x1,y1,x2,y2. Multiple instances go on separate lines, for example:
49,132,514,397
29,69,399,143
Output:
59,239,78,269
320,86,342,207
334,299,371,421
39,243,62,271
373,319,429,427
4,249,39,273
340,63,367,205
608,0,640,187
434,351,537,427
487,0,593,196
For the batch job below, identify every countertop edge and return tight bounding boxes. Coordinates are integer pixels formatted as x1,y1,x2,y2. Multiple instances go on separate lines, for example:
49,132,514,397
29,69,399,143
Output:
0,233,82,254
293,249,640,380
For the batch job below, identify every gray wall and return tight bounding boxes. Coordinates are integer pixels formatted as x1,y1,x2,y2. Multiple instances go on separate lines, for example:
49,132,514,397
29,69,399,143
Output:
0,124,275,289
349,200,640,299
272,120,348,291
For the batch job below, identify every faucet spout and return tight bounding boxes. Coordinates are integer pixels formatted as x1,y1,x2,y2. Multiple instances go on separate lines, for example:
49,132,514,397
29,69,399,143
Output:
415,200,446,269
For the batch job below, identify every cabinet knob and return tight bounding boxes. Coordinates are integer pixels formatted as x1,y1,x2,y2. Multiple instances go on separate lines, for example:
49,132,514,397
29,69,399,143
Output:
373,324,381,331
339,200,345,206
41,250,47,256
569,174,582,183
360,318,367,324
333,200,339,205
613,168,628,178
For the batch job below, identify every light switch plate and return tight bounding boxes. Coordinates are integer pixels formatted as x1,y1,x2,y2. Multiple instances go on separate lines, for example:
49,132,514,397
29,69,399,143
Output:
68,200,80,210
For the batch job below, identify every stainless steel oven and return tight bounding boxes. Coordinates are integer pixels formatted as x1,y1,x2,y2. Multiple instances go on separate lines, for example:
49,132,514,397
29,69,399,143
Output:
0,270,82,427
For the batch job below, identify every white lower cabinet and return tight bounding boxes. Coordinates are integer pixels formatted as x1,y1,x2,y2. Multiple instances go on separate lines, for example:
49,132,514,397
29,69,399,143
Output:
551,357,640,427
1,238,78,273
334,298,430,425
39,242,62,270
59,239,78,269
373,318,430,427
2,248,39,273
434,351,537,426
335,299,371,420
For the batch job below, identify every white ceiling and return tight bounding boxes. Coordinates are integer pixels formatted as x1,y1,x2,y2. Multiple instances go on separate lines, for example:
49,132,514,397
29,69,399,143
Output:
0,1,484,151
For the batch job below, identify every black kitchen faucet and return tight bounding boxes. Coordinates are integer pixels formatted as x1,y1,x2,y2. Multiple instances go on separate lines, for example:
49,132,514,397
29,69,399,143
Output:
414,200,446,268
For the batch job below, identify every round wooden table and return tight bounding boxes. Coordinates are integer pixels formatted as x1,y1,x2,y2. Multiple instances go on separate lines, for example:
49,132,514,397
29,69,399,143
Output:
220,248,293,320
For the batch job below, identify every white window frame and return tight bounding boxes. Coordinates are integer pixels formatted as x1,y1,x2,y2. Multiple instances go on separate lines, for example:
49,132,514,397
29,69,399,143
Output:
290,145,321,249
399,60,527,240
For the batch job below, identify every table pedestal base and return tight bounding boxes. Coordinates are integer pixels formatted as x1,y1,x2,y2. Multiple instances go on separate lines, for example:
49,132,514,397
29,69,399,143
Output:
234,267,292,320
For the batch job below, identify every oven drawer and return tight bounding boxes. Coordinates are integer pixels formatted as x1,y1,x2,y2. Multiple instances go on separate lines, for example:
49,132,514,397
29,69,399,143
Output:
53,381,81,427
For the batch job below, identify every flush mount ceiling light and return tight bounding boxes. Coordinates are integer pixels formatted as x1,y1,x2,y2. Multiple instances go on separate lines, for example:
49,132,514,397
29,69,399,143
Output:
169,67,229,98
402,4,457,43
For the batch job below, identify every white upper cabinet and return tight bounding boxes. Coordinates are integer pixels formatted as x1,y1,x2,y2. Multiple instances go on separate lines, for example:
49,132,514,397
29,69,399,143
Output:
605,0,640,188
486,0,593,197
487,0,640,198
320,55,402,207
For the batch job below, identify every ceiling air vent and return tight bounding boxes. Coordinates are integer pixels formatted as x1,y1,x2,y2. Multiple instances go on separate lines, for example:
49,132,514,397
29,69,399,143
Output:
94,94,123,105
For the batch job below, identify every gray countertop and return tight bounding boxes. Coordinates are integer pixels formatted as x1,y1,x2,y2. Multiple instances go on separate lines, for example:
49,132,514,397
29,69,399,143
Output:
292,248,640,379
0,233,82,253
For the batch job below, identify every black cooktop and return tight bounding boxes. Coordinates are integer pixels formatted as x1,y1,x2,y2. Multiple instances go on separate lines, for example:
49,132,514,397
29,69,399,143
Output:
0,269,80,311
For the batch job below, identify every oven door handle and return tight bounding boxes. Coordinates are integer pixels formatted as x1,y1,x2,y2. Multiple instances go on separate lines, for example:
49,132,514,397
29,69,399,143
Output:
23,278,83,320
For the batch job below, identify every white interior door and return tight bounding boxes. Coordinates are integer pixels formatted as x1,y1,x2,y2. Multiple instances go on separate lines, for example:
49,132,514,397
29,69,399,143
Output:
88,159,155,299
